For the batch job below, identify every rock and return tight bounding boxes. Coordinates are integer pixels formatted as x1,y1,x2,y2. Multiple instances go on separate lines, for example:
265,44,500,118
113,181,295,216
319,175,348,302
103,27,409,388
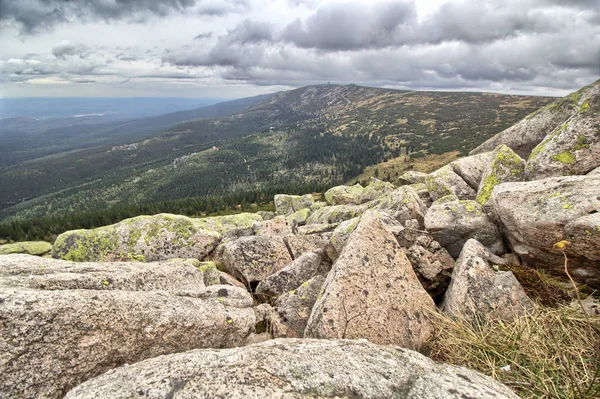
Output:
476,145,525,206
65,339,519,399
194,213,263,238
324,183,364,205
442,239,532,322
485,175,600,288
253,216,292,237
220,236,293,285
450,152,494,190
256,251,329,300
305,203,368,225
296,222,340,235
525,98,600,180
409,182,432,206
427,165,476,202
0,283,255,399
330,217,360,259
274,194,314,216
283,234,328,259
588,166,600,175
359,177,395,202
52,214,222,262
195,261,222,286
285,207,310,226
470,79,600,158
0,241,52,256
305,211,437,349
257,210,276,220
272,275,326,338
425,196,505,258
217,270,246,288
395,229,455,299
370,185,428,227
0,254,214,290
394,171,428,186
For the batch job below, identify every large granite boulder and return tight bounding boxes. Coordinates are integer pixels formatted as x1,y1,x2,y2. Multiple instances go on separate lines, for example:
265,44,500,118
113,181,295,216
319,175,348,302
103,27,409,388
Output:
220,235,293,285
471,78,600,158
274,194,314,216
65,339,519,399
370,185,428,227
0,254,209,290
449,152,494,190
324,183,365,205
0,255,255,399
442,239,533,322
426,165,476,202
525,94,600,180
283,234,328,259
359,177,395,202
271,275,327,338
52,213,235,262
253,215,292,237
425,196,505,258
305,211,437,349
485,175,600,288
255,251,329,299
476,145,525,206
394,171,428,186
0,241,52,256
305,203,368,225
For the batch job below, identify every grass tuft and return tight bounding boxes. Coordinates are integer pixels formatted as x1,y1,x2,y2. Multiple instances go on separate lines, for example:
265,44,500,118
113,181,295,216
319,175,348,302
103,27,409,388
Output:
428,304,600,399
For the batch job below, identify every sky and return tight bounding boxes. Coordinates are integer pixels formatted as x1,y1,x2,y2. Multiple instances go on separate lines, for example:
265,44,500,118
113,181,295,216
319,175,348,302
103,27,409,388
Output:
0,0,599,99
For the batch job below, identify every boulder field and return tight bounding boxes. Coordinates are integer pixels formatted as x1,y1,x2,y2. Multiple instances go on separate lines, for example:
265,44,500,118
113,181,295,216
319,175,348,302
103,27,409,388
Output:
2,79,600,398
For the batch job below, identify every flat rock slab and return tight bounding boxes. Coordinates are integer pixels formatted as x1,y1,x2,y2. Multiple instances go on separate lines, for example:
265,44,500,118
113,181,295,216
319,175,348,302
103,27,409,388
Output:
65,339,518,399
0,254,208,290
0,285,255,399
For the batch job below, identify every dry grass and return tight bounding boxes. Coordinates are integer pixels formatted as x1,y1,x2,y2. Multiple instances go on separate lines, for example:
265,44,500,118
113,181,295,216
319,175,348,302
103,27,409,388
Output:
428,304,600,399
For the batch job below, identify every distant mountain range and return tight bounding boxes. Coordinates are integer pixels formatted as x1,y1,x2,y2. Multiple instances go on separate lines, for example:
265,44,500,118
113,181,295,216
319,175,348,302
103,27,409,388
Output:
0,84,554,221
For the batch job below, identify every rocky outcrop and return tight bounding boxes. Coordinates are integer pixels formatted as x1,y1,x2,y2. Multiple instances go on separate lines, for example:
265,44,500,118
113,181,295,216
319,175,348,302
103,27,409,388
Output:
359,177,395,202
305,211,436,349
485,175,600,288
255,251,329,299
395,228,455,299
305,203,368,225
52,213,264,262
370,185,428,227
427,165,476,201
274,194,314,216
425,196,505,258
324,183,364,205
0,257,255,399
449,152,494,190
476,145,525,206
443,239,532,321
271,275,326,337
283,234,328,258
220,235,293,285
65,339,519,399
0,254,211,290
471,79,600,158
525,97,600,180
394,171,428,186
330,217,360,258
0,241,52,256
253,215,292,237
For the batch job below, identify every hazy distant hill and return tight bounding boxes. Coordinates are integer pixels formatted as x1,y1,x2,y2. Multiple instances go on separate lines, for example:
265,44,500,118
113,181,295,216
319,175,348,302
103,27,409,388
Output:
0,93,273,167
0,84,553,221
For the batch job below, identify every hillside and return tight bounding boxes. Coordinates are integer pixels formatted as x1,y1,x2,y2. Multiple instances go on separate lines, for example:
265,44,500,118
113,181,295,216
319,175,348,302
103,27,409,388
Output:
0,84,552,222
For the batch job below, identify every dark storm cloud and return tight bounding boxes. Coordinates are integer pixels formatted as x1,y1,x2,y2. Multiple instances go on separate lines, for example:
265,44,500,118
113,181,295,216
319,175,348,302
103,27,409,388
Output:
194,32,213,40
0,0,247,34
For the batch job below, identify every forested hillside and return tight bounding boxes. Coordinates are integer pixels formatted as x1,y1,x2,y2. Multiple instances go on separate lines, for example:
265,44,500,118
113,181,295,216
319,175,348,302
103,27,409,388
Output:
0,84,553,241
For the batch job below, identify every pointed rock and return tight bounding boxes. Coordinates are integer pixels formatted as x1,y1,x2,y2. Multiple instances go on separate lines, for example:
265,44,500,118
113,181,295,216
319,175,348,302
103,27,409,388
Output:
449,152,494,190
426,165,476,202
476,144,525,206
274,194,314,216
442,239,532,322
304,210,436,349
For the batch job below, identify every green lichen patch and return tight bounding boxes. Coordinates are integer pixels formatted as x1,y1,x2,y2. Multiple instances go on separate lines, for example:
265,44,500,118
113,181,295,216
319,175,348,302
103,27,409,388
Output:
0,241,53,256
477,145,523,205
551,151,576,164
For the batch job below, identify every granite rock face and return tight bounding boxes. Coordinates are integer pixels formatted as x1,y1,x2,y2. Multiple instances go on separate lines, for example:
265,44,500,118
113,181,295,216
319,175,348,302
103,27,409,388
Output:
305,211,437,349
65,339,519,399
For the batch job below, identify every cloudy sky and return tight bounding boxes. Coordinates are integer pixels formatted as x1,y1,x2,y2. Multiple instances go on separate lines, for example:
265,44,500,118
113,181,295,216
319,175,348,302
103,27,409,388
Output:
1,0,599,98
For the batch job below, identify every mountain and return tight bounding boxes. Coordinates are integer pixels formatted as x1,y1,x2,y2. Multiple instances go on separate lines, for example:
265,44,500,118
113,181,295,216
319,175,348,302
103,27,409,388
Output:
0,84,553,222
0,94,273,167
